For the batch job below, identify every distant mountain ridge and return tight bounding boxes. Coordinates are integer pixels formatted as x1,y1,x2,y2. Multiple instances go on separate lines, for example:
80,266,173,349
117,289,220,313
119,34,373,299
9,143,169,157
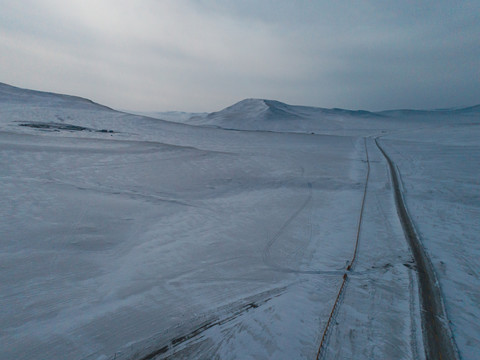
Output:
1,82,478,127
183,98,389,132
205,98,382,122
208,99,307,121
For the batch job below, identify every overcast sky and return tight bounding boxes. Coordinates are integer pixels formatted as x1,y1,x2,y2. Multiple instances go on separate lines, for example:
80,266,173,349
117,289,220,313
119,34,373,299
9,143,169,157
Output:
1,1,479,112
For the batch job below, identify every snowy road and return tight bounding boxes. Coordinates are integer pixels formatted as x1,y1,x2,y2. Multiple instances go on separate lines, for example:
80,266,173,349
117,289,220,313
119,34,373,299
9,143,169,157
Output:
375,138,459,360
321,138,421,360
376,123,480,360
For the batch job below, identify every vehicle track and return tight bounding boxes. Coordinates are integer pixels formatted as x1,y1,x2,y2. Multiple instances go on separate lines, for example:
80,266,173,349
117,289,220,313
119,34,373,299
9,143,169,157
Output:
375,138,460,360
262,182,314,272
316,137,370,359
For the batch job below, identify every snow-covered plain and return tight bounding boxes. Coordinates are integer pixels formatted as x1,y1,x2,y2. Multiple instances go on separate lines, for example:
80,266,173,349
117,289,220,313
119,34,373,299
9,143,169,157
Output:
0,82,478,359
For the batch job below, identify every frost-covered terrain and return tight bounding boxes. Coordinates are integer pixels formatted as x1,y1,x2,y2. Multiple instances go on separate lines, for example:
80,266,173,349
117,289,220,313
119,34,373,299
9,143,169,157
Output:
1,82,478,359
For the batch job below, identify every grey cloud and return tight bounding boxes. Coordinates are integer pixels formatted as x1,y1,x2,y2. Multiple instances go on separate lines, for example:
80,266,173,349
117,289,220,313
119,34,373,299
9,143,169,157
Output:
0,0,478,112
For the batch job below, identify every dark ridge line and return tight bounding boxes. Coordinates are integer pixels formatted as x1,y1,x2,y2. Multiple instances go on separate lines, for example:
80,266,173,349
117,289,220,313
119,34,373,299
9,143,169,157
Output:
375,138,460,360
134,293,280,360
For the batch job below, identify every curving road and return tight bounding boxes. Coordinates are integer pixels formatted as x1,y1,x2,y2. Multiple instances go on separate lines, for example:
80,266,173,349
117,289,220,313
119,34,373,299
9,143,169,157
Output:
375,138,459,360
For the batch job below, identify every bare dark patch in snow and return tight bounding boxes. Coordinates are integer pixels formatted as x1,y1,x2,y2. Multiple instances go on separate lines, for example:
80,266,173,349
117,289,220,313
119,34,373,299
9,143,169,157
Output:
19,121,115,133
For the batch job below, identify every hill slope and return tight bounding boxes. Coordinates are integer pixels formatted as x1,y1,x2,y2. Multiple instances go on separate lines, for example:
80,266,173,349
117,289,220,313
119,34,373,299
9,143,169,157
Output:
0,82,114,111
186,98,383,133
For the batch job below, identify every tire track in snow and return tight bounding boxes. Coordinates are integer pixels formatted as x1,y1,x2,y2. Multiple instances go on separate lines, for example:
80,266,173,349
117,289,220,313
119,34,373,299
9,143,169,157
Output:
346,137,370,271
262,182,317,273
375,138,460,360
408,267,423,359
316,137,370,359
130,287,285,360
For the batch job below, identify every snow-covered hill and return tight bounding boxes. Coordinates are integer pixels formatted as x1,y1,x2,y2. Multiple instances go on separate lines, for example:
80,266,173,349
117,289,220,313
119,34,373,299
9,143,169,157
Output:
144,97,480,137
182,98,383,133
0,82,113,111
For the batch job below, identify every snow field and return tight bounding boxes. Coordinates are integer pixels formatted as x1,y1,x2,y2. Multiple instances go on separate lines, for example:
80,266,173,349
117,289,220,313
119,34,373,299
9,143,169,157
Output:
1,82,479,359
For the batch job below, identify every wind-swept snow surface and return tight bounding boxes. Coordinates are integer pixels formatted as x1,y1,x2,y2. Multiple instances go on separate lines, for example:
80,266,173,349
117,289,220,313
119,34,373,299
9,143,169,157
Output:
1,82,479,359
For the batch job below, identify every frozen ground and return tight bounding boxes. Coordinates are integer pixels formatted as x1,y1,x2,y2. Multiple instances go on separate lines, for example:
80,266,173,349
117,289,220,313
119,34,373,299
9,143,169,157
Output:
0,82,478,359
